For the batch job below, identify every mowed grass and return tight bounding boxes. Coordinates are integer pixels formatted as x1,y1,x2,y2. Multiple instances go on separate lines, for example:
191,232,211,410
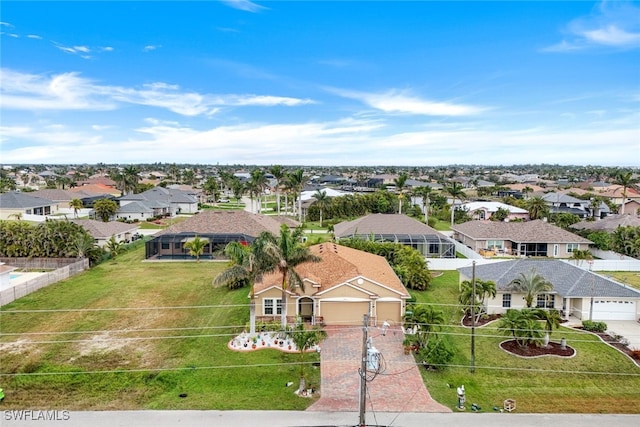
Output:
0,245,320,410
412,271,640,413
603,271,640,290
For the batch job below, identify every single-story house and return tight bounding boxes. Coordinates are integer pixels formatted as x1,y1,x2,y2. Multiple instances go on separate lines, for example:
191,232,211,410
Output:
542,192,610,219
119,186,198,216
145,210,283,260
334,213,456,258
115,200,158,222
460,201,529,221
458,259,640,321
451,219,592,258
0,191,58,220
253,243,411,326
70,219,139,247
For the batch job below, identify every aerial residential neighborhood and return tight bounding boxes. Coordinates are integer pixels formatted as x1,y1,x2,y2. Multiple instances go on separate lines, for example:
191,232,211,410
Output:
1,0,639,425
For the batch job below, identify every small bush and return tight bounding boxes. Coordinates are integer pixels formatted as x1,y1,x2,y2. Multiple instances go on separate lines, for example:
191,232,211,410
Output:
582,320,608,333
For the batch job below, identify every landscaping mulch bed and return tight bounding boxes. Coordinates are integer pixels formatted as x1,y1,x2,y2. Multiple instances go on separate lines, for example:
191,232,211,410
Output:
500,340,575,357
573,327,640,367
462,314,501,327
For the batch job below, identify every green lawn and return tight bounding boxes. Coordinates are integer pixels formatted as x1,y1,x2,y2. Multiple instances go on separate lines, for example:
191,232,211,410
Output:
602,271,640,290
1,250,639,412
412,271,640,413
0,246,320,410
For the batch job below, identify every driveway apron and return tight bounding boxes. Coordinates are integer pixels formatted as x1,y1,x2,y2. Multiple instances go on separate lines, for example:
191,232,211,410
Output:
307,325,451,413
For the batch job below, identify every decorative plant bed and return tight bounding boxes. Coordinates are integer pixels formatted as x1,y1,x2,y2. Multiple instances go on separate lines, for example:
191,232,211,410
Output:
500,340,575,358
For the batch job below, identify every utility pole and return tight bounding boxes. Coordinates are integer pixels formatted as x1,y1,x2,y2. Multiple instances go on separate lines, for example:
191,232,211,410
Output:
358,314,369,427
470,260,476,374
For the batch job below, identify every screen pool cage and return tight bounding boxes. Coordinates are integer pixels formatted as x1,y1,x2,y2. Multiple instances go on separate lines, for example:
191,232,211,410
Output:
145,232,255,260
339,233,456,258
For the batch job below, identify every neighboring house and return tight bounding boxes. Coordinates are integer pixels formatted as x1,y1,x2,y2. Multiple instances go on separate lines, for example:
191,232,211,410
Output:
70,183,121,197
0,192,58,220
145,210,283,260
70,219,139,247
621,200,640,216
115,201,156,222
460,201,529,221
253,243,411,326
29,189,78,209
334,213,456,258
571,214,640,233
119,186,198,216
542,192,610,219
458,259,640,321
451,219,592,258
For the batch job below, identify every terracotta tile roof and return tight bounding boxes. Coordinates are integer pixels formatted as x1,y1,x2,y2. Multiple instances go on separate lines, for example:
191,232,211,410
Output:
451,219,592,244
155,210,282,237
70,184,121,197
254,243,409,297
334,213,446,237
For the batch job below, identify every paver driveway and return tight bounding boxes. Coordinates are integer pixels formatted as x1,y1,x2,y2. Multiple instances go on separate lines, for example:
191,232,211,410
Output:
307,325,451,413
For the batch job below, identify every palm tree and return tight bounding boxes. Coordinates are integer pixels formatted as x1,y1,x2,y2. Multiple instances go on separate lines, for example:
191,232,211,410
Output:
312,189,330,227
122,166,140,195
214,239,268,334
394,173,409,214
105,235,123,259
259,225,321,328
533,308,562,346
497,309,545,348
74,233,95,259
412,186,433,224
507,268,554,308
93,198,118,222
285,322,327,394
458,279,496,323
444,182,466,226
287,169,305,222
203,177,220,203
184,235,208,262
403,304,445,350
614,171,638,215
70,198,83,219
269,165,285,215
521,186,533,200
526,196,549,220
249,169,268,213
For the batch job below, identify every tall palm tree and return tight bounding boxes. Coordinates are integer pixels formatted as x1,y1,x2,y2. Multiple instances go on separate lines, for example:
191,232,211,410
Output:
287,169,305,222
444,182,466,226
259,225,321,328
526,196,549,220
507,268,554,308
249,169,268,213
615,171,638,215
269,165,285,215
312,189,330,227
394,173,409,214
122,166,140,195
184,235,208,262
214,239,268,334
412,186,433,224
70,198,83,219
458,279,496,323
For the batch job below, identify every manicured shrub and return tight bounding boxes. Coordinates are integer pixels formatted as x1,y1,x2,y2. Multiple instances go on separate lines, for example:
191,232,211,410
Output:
582,320,607,333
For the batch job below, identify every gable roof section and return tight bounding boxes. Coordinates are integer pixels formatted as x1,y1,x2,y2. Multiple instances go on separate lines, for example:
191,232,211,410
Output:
116,201,156,214
334,213,446,238
461,201,528,214
572,214,640,232
70,219,138,239
0,192,56,209
29,189,76,202
458,259,640,298
451,220,592,244
254,243,409,297
155,210,282,237
120,187,197,204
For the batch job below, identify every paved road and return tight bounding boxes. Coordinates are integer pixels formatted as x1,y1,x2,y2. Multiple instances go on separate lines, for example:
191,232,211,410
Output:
3,410,640,427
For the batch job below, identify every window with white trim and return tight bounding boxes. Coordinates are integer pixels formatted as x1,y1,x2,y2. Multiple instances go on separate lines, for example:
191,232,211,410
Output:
502,293,511,308
536,293,555,309
264,298,282,315
566,243,579,253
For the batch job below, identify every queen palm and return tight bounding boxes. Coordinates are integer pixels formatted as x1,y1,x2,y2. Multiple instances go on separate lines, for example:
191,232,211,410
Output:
394,173,408,214
312,189,330,227
214,238,269,334
259,225,321,328
70,198,83,218
444,182,465,226
508,268,553,308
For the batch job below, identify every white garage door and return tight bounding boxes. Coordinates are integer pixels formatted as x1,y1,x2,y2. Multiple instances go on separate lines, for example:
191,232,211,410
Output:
592,300,637,321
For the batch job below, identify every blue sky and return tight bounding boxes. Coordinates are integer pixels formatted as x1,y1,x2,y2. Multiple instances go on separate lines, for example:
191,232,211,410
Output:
1,0,639,166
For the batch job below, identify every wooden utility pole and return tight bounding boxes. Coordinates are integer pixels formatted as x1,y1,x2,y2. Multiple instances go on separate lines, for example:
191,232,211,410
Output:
358,314,369,427
470,260,476,374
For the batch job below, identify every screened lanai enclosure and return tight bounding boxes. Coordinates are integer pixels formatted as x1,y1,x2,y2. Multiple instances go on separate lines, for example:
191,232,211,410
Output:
145,232,254,260
338,233,456,258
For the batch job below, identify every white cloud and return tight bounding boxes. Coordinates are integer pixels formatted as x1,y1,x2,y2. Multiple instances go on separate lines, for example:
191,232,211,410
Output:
220,0,267,13
333,88,485,116
0,68,316,115
0,22,14,28
143,45,161,52
27,34,42,40
543,0,640,52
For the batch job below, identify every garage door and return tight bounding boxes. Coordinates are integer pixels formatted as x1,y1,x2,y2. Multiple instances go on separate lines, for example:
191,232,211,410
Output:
592,300,637,321
376,302,401,324
320,301,370,326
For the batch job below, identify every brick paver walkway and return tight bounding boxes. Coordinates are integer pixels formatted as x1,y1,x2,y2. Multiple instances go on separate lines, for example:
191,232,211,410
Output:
307,326,451,413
